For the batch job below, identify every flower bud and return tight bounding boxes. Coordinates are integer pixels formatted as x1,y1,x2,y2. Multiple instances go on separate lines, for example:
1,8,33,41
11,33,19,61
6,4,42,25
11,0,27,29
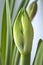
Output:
27,1,37,21
13,8,34,55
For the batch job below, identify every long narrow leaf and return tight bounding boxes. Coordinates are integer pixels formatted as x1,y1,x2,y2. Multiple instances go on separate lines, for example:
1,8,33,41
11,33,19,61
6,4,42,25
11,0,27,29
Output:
0,50,3,65
5,0,13,65
1,4,7,65
33,39,43,65
8,0,15,17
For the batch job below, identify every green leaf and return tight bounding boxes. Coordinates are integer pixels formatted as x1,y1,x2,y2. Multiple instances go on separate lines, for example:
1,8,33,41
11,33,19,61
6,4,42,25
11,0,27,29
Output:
1,4,7,64
1,0,14,65
11,46,17,65
33,39,43,65
0,48,3,65
0,52,3,65
22,0,30,10
13,49,20,65
5,0,13,65
8,0,15,17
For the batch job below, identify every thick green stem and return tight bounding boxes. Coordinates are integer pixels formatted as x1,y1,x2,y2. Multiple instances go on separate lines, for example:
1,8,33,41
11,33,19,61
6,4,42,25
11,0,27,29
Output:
20,53,30,65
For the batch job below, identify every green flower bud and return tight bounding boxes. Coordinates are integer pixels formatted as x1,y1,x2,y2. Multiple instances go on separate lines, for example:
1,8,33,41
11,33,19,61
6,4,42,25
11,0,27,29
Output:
13,8,34,55
27,1,37,21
